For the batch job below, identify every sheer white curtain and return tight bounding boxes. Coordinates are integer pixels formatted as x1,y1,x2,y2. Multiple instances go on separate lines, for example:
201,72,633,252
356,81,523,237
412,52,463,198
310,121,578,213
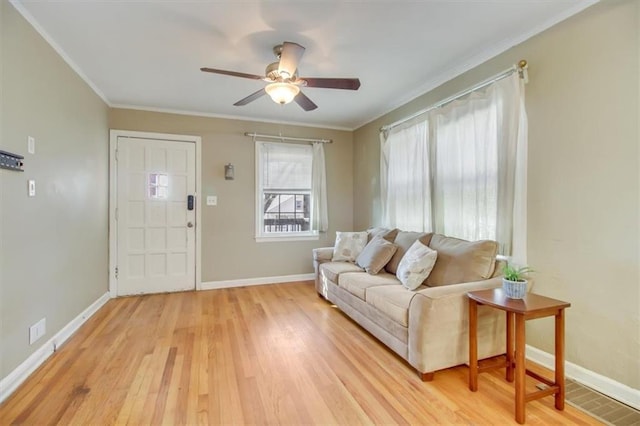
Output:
380,120,432,231
432,93,498,242
311,143,329,232
433,73,527,260
380,72,527,262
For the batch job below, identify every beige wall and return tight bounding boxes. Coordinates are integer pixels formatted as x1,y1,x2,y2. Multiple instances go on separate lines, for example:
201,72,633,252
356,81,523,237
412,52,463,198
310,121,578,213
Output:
109,109,353,282
0,2,110,378
354,0,640,389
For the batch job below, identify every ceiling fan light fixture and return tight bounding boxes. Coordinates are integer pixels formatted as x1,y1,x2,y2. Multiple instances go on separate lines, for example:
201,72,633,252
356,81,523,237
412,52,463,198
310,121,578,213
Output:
265,82,300,105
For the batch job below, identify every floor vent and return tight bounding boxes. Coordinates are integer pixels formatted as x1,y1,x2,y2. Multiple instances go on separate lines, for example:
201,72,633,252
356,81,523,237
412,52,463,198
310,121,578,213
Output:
537,379,640,425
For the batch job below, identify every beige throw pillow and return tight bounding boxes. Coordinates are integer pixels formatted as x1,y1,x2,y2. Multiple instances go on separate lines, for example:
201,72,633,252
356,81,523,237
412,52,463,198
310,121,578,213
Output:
396,240,438,290
356,236,398,274
332,231,368,262
426,234,498,286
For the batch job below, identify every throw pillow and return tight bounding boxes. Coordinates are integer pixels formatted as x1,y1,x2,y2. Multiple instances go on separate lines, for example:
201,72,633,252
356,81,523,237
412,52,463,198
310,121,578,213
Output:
385,231,433,275
396,240,438,290
355,236,398,274
332,231,368,262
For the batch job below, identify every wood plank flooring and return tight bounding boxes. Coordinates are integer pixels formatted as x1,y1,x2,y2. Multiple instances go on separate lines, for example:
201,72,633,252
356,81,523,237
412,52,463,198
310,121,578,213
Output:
0,281,601,425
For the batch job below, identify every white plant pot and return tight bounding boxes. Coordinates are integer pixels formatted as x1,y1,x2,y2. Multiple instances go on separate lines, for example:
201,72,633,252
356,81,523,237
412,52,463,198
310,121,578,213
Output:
502,278,527,299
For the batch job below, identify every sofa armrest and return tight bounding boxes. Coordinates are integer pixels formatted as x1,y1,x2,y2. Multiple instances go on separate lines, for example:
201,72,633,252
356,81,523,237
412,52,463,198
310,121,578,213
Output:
415,276,503,299
313,247,334,298
407,276,505,374
312,247,334,262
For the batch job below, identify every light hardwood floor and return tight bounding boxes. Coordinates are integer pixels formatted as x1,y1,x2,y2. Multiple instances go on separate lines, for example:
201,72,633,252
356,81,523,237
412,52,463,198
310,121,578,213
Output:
0,281,600,425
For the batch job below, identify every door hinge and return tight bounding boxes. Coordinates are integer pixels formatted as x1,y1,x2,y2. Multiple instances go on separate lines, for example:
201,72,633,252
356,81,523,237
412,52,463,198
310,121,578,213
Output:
115,207,118,221
115,149,118,161
115,267,119,279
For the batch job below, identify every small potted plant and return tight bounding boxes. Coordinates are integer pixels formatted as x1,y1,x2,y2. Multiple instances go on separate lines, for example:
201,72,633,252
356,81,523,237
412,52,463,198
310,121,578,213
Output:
502,263,533,299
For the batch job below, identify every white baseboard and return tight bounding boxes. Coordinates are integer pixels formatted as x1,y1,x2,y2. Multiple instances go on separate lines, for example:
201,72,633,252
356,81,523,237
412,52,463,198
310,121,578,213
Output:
201,273,315,290
0,292,111,404
526,345,640,410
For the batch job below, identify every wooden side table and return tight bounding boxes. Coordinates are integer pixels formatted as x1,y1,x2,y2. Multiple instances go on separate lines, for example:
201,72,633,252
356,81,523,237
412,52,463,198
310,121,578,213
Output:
467,288,571,424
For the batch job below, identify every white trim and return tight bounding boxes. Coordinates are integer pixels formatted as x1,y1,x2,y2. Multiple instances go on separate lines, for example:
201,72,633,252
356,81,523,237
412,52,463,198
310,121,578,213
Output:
201,274,315,291
0,292,110,404
110,104,352,132
526,345,640,410
255,235,319,243
108,130,202,296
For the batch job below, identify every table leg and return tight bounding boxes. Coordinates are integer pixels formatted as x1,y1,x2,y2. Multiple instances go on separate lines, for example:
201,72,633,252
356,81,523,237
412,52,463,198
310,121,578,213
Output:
515,313,526,424
469,298,478,391
506,311,514,382
555,308,566,410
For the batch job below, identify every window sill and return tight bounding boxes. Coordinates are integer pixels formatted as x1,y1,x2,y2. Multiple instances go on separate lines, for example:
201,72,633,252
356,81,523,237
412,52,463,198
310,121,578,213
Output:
255,233,319,243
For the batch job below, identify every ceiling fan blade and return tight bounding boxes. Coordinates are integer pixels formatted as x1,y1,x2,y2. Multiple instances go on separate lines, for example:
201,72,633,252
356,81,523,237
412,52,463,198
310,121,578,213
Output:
201,67,263,80
234,89,266,106
300,77,361,90
278,42,305,78
294,91,317,111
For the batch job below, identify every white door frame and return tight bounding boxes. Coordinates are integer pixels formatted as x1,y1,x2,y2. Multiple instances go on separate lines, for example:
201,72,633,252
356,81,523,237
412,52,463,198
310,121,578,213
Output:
109,129,202,297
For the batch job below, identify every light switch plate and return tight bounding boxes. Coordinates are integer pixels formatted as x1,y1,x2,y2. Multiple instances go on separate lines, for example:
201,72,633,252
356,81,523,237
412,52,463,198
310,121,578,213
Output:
28,180,36,197
206,196,217,206
27,136,35,154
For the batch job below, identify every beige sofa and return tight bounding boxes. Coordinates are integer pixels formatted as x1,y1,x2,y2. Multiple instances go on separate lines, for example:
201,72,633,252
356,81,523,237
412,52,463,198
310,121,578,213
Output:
313,228,506,381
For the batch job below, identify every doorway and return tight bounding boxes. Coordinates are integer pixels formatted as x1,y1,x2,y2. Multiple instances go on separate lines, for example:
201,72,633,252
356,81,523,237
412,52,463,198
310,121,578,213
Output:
109,130,201,296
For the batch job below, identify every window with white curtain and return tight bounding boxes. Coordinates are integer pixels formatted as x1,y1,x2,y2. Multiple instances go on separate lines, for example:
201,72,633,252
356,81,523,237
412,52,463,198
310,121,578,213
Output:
381,120,432,232
434,98,498,242
255,141,327,241
381,73,528,263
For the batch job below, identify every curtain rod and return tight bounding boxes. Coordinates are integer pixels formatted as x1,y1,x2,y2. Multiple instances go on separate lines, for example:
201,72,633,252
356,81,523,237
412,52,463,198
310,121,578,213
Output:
380,60,529,132
244,132,333,144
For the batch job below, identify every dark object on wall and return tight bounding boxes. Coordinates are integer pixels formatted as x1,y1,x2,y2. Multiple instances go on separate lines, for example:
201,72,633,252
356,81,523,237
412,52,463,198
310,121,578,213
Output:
0,150,24,172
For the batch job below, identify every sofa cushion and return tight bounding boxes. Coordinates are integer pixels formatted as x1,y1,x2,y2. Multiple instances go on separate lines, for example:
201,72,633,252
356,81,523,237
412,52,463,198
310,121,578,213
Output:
426,234,498,286
365,285,417,327
338,271,399,300
367,227,399,243
319,262,364,283
385,231,433,275
355,236,398,274
332,231,368,262
396,240,438,290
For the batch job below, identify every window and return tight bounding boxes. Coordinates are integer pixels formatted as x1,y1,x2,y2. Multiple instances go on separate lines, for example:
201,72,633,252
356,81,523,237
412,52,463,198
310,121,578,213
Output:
148,173,168,199
434,101,498,242
256,142,318,241
381,73,527,260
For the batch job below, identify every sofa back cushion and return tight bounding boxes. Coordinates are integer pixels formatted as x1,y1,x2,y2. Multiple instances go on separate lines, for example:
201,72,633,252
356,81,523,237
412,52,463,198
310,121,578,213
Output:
356,236,398,274
426,234,498,286
385,231,433,275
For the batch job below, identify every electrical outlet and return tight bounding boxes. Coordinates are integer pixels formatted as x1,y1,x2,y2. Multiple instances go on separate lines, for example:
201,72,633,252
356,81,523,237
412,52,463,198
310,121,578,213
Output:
206,196,217,206
29,318,46,345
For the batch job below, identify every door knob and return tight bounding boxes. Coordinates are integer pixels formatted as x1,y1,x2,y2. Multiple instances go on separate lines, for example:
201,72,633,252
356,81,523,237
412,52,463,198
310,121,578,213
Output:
187,222,194,228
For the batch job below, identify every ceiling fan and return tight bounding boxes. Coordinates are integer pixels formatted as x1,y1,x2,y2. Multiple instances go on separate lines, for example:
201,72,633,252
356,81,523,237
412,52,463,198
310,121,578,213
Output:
200,42,361,111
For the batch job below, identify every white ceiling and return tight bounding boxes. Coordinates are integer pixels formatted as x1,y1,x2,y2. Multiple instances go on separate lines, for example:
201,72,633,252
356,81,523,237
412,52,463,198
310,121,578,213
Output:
13,0,597,130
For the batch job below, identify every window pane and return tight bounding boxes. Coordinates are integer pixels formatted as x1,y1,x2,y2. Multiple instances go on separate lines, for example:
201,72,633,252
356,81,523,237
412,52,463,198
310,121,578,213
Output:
257,141,314,237
262,192,310,233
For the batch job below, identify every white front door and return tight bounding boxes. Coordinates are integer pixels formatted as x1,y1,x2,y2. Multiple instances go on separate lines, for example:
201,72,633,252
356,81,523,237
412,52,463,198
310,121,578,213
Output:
115,136,196,295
